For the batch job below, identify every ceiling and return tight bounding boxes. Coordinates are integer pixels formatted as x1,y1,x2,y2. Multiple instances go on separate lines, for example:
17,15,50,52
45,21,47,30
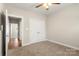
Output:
5,3,70,15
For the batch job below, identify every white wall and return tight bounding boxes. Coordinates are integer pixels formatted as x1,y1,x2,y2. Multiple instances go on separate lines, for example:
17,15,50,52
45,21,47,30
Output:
47,4,79,49
4,5,46,46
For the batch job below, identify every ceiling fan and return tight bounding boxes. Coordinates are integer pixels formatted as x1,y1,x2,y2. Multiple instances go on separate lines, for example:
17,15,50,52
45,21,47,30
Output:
35,3,60,10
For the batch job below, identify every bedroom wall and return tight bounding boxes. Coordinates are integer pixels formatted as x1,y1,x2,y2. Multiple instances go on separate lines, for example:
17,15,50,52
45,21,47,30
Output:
4,5,46,46
47,4,79,49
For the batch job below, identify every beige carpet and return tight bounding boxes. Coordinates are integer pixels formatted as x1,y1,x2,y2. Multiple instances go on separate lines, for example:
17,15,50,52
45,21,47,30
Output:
7,41,79,56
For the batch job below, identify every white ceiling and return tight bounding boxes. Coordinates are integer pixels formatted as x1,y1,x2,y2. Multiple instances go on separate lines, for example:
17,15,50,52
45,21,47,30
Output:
5,3,70,15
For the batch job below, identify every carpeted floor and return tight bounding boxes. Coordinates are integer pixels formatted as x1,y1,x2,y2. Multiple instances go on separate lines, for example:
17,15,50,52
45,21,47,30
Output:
7,41,79,56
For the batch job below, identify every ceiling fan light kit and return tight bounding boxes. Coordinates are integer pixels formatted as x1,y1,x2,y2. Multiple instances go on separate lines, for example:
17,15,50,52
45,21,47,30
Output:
42,3,49,10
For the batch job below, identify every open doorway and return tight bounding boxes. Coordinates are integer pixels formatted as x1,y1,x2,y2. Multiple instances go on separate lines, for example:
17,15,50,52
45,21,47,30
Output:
8,16,22,49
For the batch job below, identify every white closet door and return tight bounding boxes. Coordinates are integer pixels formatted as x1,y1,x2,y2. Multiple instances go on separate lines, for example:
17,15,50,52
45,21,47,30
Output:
29,18,46,43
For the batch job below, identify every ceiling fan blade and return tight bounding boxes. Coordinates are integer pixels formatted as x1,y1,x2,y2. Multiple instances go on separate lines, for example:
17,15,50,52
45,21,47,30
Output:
35,3,43,8
52,3,60,4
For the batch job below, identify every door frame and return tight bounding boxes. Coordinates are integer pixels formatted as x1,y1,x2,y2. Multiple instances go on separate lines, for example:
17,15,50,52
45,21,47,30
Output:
6,13,23,56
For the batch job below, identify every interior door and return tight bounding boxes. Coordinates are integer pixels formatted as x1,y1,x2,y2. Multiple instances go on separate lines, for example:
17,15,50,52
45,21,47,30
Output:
0,12,2,56
1,10,9,56
1,12,6,56
29,18,42,43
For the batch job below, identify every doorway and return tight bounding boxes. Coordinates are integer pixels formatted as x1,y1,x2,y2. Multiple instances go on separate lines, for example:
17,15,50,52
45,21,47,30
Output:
8,16,22,49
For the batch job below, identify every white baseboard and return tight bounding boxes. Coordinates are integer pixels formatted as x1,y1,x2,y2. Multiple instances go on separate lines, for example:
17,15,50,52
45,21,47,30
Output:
22,39,79,50
22,39,47,46
48,40,79,50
